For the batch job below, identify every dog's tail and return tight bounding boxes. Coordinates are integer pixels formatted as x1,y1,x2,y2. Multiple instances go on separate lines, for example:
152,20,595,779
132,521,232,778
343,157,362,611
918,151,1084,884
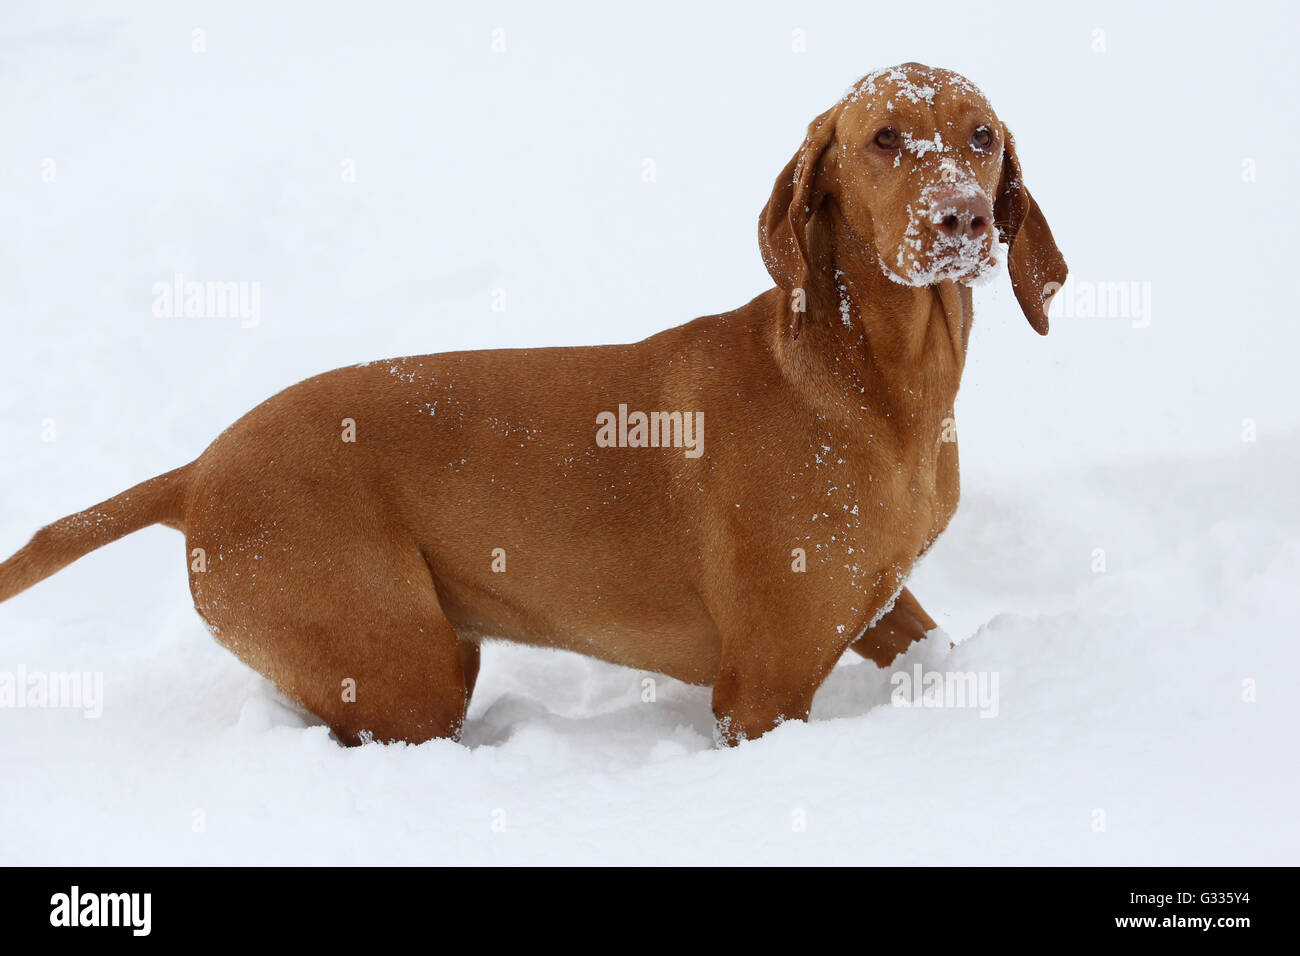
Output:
0,464,192,605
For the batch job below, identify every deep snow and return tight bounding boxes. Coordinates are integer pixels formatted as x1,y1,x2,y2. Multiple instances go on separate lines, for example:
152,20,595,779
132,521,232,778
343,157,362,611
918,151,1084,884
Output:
1,0,1297,864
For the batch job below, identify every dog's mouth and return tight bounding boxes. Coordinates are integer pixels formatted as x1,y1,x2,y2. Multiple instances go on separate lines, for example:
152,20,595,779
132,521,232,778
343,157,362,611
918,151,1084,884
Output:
930,230,1002,284
879,231,1001,288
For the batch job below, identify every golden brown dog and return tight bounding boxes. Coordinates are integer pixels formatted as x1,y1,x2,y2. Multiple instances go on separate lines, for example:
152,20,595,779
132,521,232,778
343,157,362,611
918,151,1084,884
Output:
0,63,1065,746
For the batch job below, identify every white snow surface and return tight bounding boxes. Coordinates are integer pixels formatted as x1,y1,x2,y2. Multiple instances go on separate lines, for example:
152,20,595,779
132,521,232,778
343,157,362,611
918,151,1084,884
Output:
1,0,1298,864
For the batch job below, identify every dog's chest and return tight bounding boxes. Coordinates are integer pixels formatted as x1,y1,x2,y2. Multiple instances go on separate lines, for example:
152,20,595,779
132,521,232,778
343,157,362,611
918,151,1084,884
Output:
770,427,946,564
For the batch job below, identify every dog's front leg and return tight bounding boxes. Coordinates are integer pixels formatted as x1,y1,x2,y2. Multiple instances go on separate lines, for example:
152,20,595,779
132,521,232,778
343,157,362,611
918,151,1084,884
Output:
848,587,938,667
711,667,821,746
710,630,846,746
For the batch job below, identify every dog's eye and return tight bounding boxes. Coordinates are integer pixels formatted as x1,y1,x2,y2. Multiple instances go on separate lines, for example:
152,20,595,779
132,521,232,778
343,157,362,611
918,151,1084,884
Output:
873,128,899,149
971,126,993,149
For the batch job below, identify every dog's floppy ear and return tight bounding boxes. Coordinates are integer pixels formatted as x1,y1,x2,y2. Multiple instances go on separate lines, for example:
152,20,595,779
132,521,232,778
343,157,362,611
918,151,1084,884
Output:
995,128,1068,335
758,104,841,336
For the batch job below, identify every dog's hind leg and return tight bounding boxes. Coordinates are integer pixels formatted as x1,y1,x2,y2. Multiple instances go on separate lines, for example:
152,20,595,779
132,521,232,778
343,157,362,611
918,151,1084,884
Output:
193,549,473,746
316,597,472,747
247,598,470,746
459,640,481,703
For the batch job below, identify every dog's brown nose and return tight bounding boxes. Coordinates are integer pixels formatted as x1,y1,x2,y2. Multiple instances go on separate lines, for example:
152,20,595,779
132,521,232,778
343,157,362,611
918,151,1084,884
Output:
932,194,993,240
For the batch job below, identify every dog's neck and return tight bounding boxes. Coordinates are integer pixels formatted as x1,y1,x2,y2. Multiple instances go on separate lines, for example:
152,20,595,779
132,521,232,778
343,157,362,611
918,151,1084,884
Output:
768,201,973,439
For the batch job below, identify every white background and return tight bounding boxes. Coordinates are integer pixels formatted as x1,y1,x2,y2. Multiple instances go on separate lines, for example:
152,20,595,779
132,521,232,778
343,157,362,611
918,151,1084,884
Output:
1,0,1297,863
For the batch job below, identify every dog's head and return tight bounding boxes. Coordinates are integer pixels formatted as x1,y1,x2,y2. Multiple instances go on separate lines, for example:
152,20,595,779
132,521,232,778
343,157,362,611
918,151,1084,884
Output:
759,63,1067,334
